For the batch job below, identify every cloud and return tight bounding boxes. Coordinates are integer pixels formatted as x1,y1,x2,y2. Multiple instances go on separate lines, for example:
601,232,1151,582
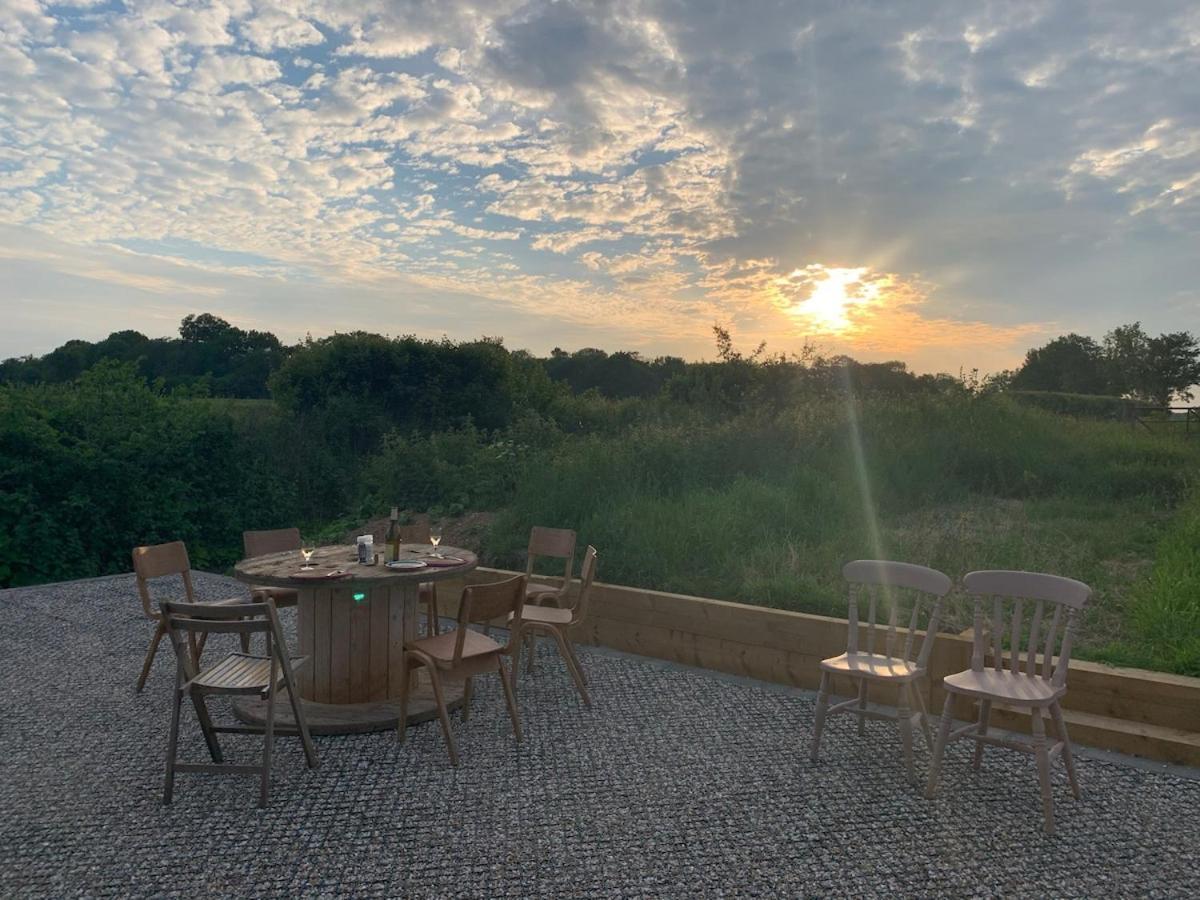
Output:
0,1,1198,369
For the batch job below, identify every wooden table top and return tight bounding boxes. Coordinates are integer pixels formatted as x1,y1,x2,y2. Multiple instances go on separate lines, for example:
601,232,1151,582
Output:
233,543,478,589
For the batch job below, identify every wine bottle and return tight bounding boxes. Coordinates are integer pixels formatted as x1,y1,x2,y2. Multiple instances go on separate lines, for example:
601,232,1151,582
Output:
386,507,400,563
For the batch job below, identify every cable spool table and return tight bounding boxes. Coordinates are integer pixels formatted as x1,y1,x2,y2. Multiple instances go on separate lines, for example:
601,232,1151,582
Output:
232,543,477,734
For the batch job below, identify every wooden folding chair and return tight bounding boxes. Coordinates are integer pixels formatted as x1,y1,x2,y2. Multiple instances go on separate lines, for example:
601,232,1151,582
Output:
243,528,303,610
397,574,527,766
395,522,444,636
511,546,597,706
159,597,318,807
132,541,249,693
926,570,1091,834
810,560,953,784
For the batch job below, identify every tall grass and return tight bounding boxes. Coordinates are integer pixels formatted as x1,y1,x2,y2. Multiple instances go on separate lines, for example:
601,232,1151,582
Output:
482,393,1200,670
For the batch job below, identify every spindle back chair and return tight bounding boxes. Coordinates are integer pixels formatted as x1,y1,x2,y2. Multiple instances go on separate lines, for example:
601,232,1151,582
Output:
926,570,1091,834
811,560,953,784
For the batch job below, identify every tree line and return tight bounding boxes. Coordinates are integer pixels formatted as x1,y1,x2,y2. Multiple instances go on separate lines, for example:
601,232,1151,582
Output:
4,314,1197,415
1006,323,1200,407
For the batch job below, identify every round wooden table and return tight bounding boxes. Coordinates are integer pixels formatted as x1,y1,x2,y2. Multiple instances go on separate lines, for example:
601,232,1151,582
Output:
232,542,478,734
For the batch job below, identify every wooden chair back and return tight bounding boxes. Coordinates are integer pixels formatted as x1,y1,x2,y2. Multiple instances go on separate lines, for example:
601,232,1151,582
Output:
962,570,1091,688
160,599,282,679
842,560,953,669
454,575,527,662
132,541,195,619
526,526,576,585
243,528,301,558
571,546,599,623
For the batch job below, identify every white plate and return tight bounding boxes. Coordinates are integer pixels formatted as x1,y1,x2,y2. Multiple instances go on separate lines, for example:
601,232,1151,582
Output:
385,560,428,570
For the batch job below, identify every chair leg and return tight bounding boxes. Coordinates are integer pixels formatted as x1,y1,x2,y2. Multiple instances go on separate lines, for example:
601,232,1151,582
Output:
138,619,167,693
510,626,523,697
550,626,590,707
396,656,412,744
973,700,992,771
462,677,473,722
426,666,459,767
925,692,955,798
191,693,224,763
1031,707,1056,834
498,656,522,743
524,630,536,674
163,677,184,805
810,671,831,762
913,681,934,750
856,679,868,737
562,633,589,687
1050,700,1081,800
1027,710,1056,835
276,660,318,769
898,683,916,785
260,683,276,808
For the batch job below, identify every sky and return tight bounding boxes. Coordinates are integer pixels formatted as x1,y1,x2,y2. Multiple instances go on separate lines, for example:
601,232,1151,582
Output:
1,1,1198,373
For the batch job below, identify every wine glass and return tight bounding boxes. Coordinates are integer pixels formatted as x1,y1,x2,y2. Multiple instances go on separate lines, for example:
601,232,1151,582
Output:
300,541,317,570
429,528,442,558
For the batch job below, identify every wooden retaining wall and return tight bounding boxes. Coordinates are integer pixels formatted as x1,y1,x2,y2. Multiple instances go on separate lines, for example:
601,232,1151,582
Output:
445,568,1200,767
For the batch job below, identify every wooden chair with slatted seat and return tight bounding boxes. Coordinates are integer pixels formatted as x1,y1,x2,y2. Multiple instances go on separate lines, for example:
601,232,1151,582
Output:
395,522,444,636
810,560,953,785
159,596,318,807
925,570,1091,834
132,541,250,693
397,574,527,766
509,546,597,706
243,528,303,611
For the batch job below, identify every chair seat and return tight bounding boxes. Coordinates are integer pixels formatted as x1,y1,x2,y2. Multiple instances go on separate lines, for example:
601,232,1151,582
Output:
511,605,573,626
407,628,502,664
252,586,299,609
942,668,1064,705
819,651,920,681
189,652,305,693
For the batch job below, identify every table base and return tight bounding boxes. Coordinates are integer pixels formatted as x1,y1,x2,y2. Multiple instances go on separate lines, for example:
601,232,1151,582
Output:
232,685,465,736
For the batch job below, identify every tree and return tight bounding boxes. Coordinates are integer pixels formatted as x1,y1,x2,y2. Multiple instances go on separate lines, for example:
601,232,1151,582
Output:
1010,334,1106,394
179,313,239,344
1142,331,1200,406
1103,323,1200,405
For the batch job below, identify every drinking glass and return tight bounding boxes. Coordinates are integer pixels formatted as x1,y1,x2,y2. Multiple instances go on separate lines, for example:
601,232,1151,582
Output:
429,529,442,558
300,542,317,570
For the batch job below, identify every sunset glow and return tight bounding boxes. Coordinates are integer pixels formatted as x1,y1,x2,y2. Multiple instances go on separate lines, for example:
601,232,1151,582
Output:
0,1,1196,374
783,266,878,335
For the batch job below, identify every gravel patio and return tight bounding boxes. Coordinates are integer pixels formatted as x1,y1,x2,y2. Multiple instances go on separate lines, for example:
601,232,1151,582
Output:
2,572,1198,898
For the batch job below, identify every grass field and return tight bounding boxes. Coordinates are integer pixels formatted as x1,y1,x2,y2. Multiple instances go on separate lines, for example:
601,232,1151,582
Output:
477,393,1200,674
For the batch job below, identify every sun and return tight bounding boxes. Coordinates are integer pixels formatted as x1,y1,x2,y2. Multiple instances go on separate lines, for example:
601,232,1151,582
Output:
782,266,875,334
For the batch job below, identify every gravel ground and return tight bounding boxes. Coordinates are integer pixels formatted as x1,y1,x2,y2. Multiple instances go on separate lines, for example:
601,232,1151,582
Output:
1,572,1199,898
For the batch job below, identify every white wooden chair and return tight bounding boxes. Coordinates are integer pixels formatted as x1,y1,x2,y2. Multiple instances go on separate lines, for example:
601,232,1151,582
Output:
810,560,953,784
925,570,1091,835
